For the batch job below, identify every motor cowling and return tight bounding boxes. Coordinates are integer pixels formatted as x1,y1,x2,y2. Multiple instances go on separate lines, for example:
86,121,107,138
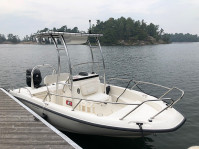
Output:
26,69,42,88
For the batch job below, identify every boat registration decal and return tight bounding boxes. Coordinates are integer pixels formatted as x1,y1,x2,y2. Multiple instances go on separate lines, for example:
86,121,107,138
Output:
66,100,72,106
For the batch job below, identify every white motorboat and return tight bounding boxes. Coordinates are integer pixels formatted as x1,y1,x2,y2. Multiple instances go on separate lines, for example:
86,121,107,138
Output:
9,32,185,137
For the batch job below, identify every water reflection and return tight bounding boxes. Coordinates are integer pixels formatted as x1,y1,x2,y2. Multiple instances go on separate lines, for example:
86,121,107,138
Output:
64,131,155,149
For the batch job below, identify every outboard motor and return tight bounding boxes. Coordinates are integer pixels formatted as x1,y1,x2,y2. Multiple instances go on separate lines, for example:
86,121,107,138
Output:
26,69,42,88
79,72,88,76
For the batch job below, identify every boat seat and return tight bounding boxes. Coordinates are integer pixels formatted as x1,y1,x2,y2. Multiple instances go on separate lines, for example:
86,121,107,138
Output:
44,73,69,85
80,78,111,102
86,93,110,102
80,81,98,96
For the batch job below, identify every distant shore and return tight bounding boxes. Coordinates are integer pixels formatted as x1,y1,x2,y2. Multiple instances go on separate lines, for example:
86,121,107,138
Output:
112,39,167,46
102,36,169,46
0,39,168,46
0,41,38,44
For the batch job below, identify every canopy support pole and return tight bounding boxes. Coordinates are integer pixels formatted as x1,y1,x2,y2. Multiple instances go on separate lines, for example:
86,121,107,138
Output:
50,35,61,101
60,35,73,99
96,37,106,94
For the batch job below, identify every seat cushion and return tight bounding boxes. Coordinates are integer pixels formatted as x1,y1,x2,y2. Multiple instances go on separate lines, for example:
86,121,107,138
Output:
86,93,110,102
80,80,99,96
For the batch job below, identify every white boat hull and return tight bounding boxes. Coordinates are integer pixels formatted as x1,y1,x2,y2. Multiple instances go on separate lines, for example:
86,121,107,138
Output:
16,96,185,138
18,97,148,137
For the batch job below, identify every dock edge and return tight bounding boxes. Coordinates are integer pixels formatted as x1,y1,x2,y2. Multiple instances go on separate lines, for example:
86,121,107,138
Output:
0,88,82,149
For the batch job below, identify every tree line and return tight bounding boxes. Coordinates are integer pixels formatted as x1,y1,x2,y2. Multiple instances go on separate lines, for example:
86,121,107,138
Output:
90,17,168,45
168,33,199,42
0,25,80,44
0,34,20,44
1,17,199,45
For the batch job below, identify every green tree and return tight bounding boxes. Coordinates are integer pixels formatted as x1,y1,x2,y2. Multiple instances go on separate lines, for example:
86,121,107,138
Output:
126,17,134,40
0,34,6,43
57,25,67,32
72,27,79,33
90,17,168,45
162,34,170,43
34,17,170,45
169,33,199,42
39,28,49,32
7,34,20,43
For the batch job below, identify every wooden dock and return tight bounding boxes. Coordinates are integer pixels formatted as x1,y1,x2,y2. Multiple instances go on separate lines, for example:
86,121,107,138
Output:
0,88,81,149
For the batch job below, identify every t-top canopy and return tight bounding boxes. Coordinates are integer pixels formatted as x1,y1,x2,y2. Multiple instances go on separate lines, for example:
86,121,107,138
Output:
35,31,103,45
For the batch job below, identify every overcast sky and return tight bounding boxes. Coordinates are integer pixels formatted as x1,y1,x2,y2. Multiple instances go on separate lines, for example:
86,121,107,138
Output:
0,0,199,38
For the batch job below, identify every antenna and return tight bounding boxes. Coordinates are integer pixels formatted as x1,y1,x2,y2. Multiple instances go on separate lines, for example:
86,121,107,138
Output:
89,20,92,34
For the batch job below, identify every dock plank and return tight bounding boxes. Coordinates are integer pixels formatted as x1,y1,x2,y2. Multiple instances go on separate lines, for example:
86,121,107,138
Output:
0,89,80,149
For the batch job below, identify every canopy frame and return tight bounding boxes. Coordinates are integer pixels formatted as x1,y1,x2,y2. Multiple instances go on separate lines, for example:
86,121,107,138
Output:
34,31,106,98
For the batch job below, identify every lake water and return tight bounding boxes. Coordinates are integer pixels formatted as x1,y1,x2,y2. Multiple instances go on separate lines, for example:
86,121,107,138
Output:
0,43,199,149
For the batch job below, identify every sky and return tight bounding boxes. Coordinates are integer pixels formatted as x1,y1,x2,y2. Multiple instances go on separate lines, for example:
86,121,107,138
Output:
0,0,199,38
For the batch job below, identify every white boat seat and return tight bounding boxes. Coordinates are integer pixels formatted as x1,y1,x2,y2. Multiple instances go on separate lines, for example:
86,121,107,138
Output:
79,78,110,102
80,81,98,96
44,73,69,85
86,93,110,102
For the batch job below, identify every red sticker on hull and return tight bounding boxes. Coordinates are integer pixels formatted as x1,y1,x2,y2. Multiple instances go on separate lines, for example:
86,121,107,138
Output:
66,100,72,106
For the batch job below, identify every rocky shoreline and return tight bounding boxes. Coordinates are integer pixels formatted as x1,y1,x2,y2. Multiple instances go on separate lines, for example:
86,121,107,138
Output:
112,36,168,46
0,36,168,46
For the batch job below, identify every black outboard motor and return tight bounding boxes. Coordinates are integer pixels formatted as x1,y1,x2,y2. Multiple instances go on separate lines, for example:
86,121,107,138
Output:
79,72,88,76
26,69,42,88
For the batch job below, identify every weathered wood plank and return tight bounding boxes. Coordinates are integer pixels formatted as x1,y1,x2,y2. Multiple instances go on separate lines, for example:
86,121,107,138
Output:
0,144,73,149
0,122,47,128
0,139,68,145
0,116,35,122
0,127,53,133
0,89,78,149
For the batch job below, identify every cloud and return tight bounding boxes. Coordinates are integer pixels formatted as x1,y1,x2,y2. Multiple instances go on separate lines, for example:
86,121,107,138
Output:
0,0,199,37
0,0,30,15
0,0,107,32
109,0,160,14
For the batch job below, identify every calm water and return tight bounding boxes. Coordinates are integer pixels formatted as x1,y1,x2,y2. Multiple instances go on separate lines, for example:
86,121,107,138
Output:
0,43,199,149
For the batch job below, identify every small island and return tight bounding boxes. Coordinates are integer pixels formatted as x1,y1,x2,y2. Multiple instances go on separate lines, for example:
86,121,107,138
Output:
1,17,199,45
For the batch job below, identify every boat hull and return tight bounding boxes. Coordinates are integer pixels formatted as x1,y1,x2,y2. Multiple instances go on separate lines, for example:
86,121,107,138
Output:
17,97,153,138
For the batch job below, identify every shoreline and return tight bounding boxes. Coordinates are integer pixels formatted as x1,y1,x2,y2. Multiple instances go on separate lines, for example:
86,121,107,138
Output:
0,41,168,46
1,41,198,46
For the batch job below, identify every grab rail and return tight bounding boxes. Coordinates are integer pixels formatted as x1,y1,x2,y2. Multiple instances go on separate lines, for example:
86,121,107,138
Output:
46,88,182,120
72,61,101,68
119,99,164,120
47,91,140,106
39,77,184,122
149,86,184,121
119,86,184,121
31,64,56,88
107,78,184,121
18,87,33,97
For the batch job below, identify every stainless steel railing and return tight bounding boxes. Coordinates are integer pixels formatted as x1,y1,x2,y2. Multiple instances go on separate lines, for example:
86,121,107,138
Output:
45,86,183,122
18,87,33,97
31,64,56,88
26,76,184,122
71,61,102,75
107,78,184,121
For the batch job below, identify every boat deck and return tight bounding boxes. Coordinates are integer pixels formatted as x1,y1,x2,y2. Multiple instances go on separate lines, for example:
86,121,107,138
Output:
0,88,81,149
